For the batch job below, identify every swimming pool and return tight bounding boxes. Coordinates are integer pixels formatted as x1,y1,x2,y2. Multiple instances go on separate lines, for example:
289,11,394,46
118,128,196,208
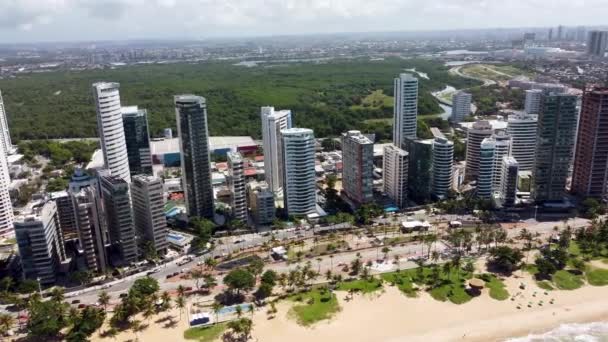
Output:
217,303,253,315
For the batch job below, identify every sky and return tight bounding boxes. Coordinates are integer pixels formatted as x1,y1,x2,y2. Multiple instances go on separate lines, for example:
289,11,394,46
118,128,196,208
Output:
1,0,608,43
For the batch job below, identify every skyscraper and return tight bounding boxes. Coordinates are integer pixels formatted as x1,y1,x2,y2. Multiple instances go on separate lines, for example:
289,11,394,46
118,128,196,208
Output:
393,73,419,148
406,138,433,203
383,144,409,209
49,191,78,241
587,30,608,57
281,128,317,216
0,139,13,238
507,112,538,172
0,90,13,156
465,120,493,182
500,157,519,207
227,152,248,222
432,136,454,200
100,175,138,264
122,106,152,176
451,91,472,124
175,95,214,219
491,131,512,192
477,138,495,199
525,89,543,115
261,107,292,194
532,93,579,202
341,131,374,206
131,175,168,256
247,181,275,225
14,200,67,286
73,186,107,273
571,87,608,199
92,82,131,183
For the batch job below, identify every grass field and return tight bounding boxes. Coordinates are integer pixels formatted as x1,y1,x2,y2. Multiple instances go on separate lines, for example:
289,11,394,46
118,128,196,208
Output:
337,277,384,294
184,323,227,341
289,289,341,326
351,89,393,110
460,64,532,83
552,270,584,290
480,274,510,301
586,268,608,286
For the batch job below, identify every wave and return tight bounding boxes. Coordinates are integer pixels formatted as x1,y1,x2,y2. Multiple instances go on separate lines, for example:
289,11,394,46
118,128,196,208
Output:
505,321,608,342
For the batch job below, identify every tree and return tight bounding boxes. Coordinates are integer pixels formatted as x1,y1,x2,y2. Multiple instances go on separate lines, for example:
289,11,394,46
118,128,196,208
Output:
160,291,172,312
236,305,243,318
177,284,186,297
381,246,391,260
190,217,215,250
191,269,204,289
18,279,40,294
212,302,222,324
98,291,110,312
130,277,159,298
224,268,256,295
66,306,106,341
254,283,273,301
227,318,253,341
203,274,218,290
260,270,277,287
49,287,64,303
350,258,362,275
0,313,14,336
176,295,186,321
27,298,69,338
247,257,265,281
487,246,524,275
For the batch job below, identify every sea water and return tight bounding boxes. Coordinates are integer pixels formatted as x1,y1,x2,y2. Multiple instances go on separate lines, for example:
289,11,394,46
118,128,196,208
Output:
505,322,608,342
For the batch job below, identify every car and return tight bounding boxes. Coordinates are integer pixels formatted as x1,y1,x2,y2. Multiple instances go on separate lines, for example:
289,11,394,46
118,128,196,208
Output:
166,274,172,279
185,287,193,291
78,304,87,309
71,299,81,304
119,293,128,298
234,239,244,244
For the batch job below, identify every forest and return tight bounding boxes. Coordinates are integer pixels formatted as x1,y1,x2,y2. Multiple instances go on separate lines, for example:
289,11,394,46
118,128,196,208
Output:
0,58,480,141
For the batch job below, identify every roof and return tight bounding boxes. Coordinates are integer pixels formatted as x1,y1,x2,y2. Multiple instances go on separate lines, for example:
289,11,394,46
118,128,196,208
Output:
150,136,257,155
401,220,431,229
244,168,257,177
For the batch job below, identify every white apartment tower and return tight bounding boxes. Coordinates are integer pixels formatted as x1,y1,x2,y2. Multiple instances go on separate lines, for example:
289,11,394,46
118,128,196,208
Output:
261,107,292,194
465,120,494,182
227,152,248,222
383,144,409,208
507,112,538,172
281,128,317,216
131,175,168,256
0,90,13,156
432,137,454,200
92,82,131,183
477,138,496,199
451,91,472,124
393,74,419,148
491,131,512,192
0,140,13,238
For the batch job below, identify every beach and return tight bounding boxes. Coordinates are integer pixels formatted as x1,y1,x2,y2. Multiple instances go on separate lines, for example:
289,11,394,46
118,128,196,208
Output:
91,269,608,342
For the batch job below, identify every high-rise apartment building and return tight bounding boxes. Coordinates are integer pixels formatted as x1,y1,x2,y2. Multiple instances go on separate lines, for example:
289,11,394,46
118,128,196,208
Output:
0,90,13,156
465,120,493,182
532,94,579,202
383,144,409,208
73,186,107,273
0,140,13,238
491,131,512,192
131,175,168,256
432,136,454,200
14,200,67,286
406,138,433,203
122,106,152,176
393,74,419,148
175,95,214,218
281,128,317,216
507,112,538,172
227,152,248,222
341,131,374,205
500,157,519,207
92,82,131,183
49,191,78,241
261,107,292,194
477,138,496,199
525,89,543,115
587,30,608,58
247,181,275,225
451,91,472,124
571,87,608,199
100,175,138,264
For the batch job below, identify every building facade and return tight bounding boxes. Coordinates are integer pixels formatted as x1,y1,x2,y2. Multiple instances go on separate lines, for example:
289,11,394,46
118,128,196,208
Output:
525,89,543,115
92,82,131,183
281,128,317,217
477,138,496,199
175,95,214,218
587,30,608,57
532,94,579,202
122,106,152,176
261,107,292,194
0,90,13,156
393,74,419,148
14,200,67,286
227,152,248,222
451,91,472,124
432,137,454,200
73,186,107,273
465,120,493,183
383,144,409,208
571,87,608,198
491,131,512,192
507,112,538,172
131,175,168,256
247,181,275,225
406,138,433,203
500,156,519,207
100,175,138,264
0,139,13,237
341,131,374,205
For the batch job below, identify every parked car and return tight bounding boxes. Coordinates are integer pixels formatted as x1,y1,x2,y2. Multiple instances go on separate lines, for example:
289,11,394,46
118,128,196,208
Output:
71,300,81,304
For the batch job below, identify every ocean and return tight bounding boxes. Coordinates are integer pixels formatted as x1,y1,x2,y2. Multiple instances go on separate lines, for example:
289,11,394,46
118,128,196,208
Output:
505,322,608,342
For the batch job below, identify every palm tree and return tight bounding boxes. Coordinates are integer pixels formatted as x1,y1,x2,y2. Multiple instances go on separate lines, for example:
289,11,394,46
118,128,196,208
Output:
203,274,217,290
160,291,172,312
97,290,110,312
50,287,64,303
325,269,333,281
316,257,323,273
212,302,222,324
176,295,186,321
236,305,243,318
177,285,186,297
381,246,391,260
190,269,204,289
0,313,14,336
425,234,438,258
329,255,334,269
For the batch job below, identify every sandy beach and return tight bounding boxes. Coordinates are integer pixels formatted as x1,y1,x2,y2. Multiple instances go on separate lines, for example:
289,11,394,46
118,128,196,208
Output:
91,268,608,342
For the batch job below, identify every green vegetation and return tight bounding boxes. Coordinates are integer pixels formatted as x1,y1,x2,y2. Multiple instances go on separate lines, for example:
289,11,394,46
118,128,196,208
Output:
480,274,509,301
460,64,531,82
19,140,99,167
351,89,393,110
468,85,524,114
0,58,479,141
552,270,584,290
536,280,554,291
184,323,227,342
381,271,418,297
586,268,608,286
289,288,341,326
337,277,384,294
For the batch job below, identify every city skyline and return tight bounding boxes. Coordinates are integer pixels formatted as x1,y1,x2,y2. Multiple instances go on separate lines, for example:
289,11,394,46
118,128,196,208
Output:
2,0,608,43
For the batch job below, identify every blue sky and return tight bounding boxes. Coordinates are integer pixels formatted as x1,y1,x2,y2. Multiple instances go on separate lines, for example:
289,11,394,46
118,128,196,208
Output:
1,0,607,43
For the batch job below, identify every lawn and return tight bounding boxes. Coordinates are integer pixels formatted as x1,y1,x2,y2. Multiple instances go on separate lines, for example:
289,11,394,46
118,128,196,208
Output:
337,277,384,294
480,274,510,301
552,270,584,290
381,271,419,297
460,64,513,82
184,323,227,341
352,89,393,110
289,288,341,326
536,280,554,291
586,268,608,286
382,267,473,304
